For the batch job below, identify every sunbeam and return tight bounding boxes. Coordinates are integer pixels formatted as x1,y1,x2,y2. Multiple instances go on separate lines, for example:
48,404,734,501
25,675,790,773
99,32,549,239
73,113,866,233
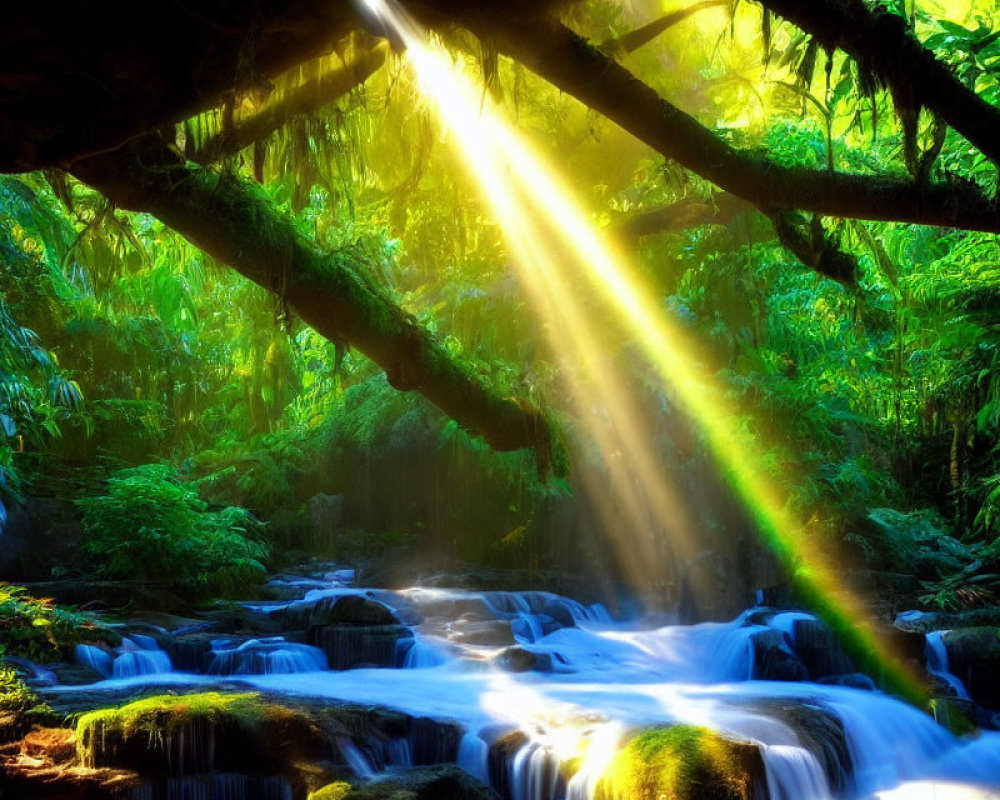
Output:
362,0,925,703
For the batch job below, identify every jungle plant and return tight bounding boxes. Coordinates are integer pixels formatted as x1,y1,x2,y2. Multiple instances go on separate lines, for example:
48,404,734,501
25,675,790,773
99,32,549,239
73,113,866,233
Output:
0,584,117,662
76,464,269,599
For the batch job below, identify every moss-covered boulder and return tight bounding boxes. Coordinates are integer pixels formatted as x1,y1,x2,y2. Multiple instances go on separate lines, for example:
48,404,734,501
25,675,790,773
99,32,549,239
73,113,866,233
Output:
594,725,766,800
76,692,334,786
944,627,1000,709
311,765,499,800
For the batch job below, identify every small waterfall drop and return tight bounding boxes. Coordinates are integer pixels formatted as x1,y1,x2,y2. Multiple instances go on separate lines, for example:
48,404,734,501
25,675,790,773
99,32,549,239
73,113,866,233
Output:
762,744,833,800
925,631,970,700
338,738,375,778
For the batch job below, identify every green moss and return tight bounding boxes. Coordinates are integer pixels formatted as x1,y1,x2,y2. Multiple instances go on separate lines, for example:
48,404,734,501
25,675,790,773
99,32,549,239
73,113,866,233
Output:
309,782,352,800
76,692,263,764
75,691,332,775
597,725,758,800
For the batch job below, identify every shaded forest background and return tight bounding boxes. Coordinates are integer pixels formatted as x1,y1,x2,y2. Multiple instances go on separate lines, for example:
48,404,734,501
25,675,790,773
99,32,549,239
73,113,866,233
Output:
3,0,1000,619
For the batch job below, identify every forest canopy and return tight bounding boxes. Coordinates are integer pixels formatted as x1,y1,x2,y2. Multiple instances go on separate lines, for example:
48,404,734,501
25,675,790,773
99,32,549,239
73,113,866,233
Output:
2,0,1000,620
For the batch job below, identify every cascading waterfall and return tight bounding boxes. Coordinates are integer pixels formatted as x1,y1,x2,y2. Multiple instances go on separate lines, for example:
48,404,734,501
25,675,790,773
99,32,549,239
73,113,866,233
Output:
112,649,173,679
457,732,491,785
925,631,970,700
54,570,1000,800
206,638,328,675
763,745,833,800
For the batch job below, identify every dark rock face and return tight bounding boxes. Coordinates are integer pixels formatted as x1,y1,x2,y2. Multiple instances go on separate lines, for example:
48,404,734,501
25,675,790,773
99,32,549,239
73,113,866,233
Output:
789,619,856,680
308,624,410,670
751,630,808,682
760,700,854,796
943,627,1000,709
488,730,529,800
162,633,216,672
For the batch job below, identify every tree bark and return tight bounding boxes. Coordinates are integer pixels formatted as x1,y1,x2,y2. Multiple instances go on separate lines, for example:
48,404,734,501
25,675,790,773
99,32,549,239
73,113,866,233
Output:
757,0,1000,165
477,16,1000,233
193,42,388,165
71,136,551,458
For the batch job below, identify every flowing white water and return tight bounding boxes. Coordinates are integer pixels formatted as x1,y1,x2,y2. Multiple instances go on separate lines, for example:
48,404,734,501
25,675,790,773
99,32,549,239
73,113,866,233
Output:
56,577,1000,800
206,638,328,675
338,738,375,778
926,631,970,700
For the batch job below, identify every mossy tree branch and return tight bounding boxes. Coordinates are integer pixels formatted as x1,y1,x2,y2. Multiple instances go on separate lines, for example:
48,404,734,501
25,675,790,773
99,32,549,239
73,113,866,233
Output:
70,136,551,459
474,15,1000,233
615,194,861,288
192,42,388,165
755,0,1000,166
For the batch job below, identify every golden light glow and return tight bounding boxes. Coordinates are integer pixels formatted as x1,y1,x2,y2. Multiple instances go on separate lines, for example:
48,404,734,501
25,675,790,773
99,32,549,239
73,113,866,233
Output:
363,0,925,702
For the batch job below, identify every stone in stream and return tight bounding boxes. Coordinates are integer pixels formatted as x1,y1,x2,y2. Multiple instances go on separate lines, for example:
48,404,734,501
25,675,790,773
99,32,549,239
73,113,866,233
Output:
750,629,808,682
446,617,516,646
940,627,1000,709
487,730,529,800
307,623,411,670
496,645,553,673
756,699,854,797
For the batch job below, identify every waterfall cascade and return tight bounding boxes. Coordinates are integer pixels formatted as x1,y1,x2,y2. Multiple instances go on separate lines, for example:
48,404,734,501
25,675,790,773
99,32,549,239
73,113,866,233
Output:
52,565,1000,800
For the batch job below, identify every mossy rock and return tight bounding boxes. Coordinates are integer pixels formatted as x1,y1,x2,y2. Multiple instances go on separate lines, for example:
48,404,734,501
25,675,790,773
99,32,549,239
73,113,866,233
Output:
310,782,353,800
76,692,333,778
594,725,765,800
337,765,499,800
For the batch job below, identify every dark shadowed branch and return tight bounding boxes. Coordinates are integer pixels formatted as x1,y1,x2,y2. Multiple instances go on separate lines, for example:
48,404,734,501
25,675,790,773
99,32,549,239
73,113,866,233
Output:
71,136,552,460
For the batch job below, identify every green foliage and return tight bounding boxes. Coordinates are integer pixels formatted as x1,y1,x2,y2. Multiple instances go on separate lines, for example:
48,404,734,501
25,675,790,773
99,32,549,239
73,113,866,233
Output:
0,662,47,714
0,583,117,662
76,465,269,598
860,509,1000,610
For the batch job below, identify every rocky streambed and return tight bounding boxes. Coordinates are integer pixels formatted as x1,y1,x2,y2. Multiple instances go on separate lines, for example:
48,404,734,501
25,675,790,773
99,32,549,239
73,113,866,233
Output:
4,564,1000,799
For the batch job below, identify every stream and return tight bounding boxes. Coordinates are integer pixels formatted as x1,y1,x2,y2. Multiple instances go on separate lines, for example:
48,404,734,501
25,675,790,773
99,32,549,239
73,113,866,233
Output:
53,567,1000,799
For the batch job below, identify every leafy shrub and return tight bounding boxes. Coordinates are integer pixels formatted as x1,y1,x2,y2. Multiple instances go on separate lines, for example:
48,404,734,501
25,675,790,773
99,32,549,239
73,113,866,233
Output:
0,661,46,714
0,584,117,662
77,464,269,599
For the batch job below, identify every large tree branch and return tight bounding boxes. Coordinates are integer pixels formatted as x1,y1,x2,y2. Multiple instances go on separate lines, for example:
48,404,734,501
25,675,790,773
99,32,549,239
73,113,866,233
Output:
615,194,860,287
193,42,388,165
475,15,1000,233
756,0,1000,166
70,136,551,459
